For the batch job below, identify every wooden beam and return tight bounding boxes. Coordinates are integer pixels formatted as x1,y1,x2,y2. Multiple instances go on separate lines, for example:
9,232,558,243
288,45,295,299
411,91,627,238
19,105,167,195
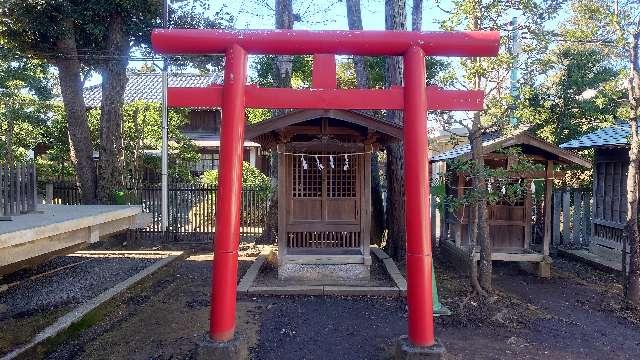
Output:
167,85,485,111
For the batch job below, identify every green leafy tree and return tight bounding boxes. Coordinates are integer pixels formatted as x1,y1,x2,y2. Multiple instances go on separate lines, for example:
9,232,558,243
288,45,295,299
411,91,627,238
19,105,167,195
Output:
41,101,199,183
0,0,232,203
0,45,53,164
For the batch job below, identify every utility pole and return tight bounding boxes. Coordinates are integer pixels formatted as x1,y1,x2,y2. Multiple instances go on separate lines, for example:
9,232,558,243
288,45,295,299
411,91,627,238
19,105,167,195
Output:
161,0,169,232
509,16,519,126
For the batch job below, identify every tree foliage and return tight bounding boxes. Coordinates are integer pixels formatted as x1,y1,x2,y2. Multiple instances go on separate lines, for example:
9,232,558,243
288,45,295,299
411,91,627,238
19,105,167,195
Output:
0,45,54,164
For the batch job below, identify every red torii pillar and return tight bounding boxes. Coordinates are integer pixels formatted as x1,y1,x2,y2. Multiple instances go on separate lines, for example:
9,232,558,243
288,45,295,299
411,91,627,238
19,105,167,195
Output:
152,29,499,351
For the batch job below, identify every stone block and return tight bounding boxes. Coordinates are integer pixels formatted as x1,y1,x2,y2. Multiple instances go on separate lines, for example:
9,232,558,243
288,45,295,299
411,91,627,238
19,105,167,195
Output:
323,286,399,297
394,336,446,360
195,334,248,360
278,263,370,283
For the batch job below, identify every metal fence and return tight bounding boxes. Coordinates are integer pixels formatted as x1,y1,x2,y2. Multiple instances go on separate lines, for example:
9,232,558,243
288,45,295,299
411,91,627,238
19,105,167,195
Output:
44,181,271,241
1,163,38,219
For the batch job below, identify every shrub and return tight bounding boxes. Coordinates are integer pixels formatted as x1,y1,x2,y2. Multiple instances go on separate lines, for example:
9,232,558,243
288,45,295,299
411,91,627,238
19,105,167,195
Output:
200,161,270,189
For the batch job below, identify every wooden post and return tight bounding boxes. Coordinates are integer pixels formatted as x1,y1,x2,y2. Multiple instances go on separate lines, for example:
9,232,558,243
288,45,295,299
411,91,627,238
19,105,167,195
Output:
277,143,286,261
562,191,570,246
572,191,581,246
582,192,591,247
524,179,532,250
543,161,553,256
362,145,372,265
552,191,561,247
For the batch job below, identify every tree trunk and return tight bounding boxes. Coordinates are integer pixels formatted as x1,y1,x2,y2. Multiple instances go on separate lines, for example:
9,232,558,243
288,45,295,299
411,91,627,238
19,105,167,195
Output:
259,0,295,245
346,0,369,89
625,27,640,306
468,2,492,293
345,0,385,245
411,0,422,31
470,114,492,293
55,23,97,204
97,14,128,204
383,0,407,261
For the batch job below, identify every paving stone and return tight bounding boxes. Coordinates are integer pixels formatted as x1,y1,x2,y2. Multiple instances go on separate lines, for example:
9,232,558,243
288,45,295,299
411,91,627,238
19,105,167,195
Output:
370,247,390,260
247,286,324,296
237,255,266,293
323,286,399,297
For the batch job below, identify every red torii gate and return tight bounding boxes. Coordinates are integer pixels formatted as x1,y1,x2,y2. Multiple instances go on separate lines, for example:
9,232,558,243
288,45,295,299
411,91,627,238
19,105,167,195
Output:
152,29,499,351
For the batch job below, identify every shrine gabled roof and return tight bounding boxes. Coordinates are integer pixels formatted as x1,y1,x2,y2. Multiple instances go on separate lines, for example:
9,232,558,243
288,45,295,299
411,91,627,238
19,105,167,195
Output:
245,109,403,141
560,121,638,150
431,130,591,168
82,73,221,108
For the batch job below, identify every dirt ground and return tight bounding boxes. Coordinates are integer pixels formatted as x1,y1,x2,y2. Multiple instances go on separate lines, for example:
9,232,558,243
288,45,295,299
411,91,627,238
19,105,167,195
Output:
5,242,640,360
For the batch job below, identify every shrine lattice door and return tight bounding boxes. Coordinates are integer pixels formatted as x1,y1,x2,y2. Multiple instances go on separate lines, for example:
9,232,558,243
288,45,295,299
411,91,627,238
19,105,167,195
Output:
284,151,364,252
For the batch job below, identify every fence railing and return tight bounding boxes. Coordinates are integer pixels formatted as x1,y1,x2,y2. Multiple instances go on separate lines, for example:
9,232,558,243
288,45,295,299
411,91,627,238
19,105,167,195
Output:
1,163,38,219
44,182,271,241
552,189,592,248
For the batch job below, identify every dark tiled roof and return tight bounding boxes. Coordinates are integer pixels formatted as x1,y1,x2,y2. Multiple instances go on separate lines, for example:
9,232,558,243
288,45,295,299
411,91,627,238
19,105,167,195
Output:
83,73,222,107
560,122,638,149
431,131,507,161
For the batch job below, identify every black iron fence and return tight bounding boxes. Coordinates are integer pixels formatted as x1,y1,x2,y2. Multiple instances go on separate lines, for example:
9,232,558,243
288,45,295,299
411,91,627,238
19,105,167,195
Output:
1,163,38,219
42,181,271,241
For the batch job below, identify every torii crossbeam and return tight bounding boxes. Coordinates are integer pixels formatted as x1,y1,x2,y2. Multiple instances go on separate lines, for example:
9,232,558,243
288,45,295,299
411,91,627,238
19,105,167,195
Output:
152,29,499,352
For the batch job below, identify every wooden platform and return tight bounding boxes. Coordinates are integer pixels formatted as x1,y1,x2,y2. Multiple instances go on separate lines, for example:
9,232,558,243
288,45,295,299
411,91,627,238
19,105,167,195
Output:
0,205,149,273
440,239,550,277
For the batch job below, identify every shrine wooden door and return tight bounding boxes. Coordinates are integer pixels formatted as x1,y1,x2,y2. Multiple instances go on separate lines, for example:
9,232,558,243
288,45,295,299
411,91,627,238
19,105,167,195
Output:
284,151,363,250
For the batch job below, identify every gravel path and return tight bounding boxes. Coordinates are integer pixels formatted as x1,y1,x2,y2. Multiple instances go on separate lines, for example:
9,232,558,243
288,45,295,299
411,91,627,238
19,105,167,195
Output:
0,255,156,322
253,296,406,359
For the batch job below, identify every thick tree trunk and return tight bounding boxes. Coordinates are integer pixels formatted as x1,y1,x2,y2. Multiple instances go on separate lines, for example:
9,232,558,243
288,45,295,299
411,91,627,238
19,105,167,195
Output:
383,0,407,261
259,0,295,245
625,28,640,306
97,14,128,203
470,115,492,292
346,0,385,244
55,24,97,204
346,0,369,89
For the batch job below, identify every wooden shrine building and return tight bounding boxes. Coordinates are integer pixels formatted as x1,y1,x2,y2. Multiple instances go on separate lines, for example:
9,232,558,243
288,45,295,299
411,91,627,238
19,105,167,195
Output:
561,122,638,262
432,131,590,277
246,109,401,282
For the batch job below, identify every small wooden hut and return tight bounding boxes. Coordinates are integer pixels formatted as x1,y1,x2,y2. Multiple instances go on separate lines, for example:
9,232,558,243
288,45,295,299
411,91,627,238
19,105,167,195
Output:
432,131,590,277
246,109,401,282
561,122,637,260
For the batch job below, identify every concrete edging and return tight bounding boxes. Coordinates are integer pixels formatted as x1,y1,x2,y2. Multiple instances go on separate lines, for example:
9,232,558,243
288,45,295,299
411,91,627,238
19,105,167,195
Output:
237,247,408,297
1,252,183,360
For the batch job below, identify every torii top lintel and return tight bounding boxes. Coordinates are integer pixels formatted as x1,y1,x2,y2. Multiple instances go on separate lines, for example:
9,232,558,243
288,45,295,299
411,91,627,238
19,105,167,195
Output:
151,29,499,57
151,29,499,112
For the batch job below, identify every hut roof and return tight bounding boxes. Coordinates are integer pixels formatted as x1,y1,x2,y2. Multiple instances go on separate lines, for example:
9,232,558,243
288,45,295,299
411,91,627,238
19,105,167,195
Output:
560,121,639,150
245,109,402,147
431,130,591,168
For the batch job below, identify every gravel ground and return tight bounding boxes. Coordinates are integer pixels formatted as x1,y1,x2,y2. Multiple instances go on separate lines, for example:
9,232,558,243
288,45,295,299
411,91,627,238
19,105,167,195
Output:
254,251,395,287
0,254,157,355
44,255,256,360
0,256,156,322
9,247,640,360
